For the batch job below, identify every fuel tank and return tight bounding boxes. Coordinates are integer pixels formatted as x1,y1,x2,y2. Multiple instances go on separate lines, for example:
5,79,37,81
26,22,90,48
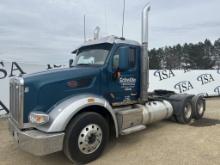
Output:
136,100,173,124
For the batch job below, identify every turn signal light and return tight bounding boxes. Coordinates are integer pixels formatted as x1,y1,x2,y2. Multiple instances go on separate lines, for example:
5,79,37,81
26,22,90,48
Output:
29,111,50,125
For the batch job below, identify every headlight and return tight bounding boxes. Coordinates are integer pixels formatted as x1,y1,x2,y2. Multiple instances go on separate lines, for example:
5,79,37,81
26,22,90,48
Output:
29,111,50,125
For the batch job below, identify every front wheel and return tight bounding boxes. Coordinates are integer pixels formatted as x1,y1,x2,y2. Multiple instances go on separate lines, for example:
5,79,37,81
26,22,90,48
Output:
64,112,109,164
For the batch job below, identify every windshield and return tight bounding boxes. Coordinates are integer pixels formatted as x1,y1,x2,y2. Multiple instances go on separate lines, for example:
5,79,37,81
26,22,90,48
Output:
75,43,112,66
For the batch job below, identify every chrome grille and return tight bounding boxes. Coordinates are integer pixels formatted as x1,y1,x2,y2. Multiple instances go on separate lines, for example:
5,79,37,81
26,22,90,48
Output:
10,77,24,128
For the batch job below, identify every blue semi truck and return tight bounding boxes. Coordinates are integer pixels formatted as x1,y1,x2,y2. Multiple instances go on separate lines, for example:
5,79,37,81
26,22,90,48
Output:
8,5,205,164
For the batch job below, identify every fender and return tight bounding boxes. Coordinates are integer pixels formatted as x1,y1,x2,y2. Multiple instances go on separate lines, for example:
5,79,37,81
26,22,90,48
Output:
166,94,194,116
36,94,119,137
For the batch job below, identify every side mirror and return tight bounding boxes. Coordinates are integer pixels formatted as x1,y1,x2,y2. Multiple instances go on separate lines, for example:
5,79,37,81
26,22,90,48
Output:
119,46,129,71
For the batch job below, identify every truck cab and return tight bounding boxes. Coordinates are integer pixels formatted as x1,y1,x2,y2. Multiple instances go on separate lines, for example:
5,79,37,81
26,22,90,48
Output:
73,36,141,105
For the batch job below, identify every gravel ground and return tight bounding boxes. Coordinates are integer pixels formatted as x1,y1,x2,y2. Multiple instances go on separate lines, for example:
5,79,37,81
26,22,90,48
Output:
0,98,220,165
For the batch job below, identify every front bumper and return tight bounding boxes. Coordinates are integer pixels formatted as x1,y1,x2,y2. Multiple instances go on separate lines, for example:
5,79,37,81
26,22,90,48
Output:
8,118,65,156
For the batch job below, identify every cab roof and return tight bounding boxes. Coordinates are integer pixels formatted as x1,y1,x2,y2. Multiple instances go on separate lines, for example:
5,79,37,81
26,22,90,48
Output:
72,35,140,53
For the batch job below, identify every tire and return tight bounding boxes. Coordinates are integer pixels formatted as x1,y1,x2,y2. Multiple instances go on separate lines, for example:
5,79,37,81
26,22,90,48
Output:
64,112,109,164
176,100,193,124
192,95,206,120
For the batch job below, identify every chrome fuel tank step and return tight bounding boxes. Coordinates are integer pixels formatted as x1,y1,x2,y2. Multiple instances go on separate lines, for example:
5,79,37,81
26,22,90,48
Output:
121,125,146,135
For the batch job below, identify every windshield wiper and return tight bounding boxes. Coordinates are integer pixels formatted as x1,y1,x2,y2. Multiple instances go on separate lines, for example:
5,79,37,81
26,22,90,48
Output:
77,63,94,66
77,63,91,65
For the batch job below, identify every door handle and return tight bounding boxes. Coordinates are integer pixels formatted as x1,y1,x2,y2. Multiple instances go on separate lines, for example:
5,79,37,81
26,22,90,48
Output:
113,69,121,80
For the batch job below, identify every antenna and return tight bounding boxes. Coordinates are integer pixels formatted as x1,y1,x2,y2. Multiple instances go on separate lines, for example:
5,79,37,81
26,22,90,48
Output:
121,0,126,38
105,3,108,35
84,15,86,42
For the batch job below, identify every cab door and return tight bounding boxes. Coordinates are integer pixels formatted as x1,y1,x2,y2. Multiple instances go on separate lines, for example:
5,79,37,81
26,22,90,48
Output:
108,45,140,105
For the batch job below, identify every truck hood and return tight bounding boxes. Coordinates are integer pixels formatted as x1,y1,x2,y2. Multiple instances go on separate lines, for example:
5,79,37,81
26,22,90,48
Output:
22,66,101,123
23,66,100,85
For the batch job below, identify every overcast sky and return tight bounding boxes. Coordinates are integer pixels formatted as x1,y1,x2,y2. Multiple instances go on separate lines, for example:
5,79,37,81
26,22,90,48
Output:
0,0,220,64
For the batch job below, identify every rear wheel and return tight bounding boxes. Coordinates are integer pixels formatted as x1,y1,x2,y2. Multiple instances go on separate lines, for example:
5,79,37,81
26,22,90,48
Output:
176,100,193,124
64,112,109,164
192,95,205,120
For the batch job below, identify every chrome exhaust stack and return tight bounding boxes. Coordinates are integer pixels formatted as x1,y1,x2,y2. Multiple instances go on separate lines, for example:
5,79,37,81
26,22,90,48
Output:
140,3,151,102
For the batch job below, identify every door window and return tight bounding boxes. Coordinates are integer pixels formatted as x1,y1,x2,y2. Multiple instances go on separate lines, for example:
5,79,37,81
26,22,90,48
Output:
113,50,119,69
129,48,136,68
112,47,136,69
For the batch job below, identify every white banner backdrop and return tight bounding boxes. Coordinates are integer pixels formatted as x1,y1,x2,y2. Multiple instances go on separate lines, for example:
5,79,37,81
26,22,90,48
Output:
0,61,220,114
149,69,220,96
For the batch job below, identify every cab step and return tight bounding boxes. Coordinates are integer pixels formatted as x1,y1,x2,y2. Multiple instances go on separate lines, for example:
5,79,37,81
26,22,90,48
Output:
121,125,146,135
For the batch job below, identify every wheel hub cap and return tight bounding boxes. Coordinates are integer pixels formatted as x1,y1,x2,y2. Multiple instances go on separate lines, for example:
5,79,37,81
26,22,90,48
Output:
197,101,204,115
78,124,103,154
184,103,192,119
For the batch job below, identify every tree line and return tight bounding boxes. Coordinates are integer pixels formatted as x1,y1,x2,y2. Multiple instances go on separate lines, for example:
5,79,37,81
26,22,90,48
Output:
149,38,220,69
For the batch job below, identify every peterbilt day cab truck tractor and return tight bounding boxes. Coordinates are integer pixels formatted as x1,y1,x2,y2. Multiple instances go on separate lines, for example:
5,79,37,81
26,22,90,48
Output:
8,4,206,164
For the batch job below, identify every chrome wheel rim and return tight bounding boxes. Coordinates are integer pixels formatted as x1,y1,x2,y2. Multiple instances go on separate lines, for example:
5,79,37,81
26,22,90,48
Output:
78,124,103,154
197,101,204,115
184,103,192,119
